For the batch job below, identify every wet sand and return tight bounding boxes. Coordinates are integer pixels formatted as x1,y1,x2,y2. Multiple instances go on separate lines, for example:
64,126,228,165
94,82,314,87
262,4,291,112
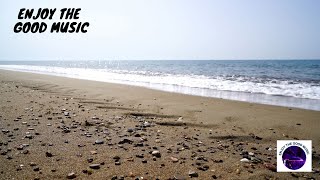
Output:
0,69,319,179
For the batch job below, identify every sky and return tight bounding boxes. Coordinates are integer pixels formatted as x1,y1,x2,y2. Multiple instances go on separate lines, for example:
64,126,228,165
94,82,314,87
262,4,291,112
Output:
0,0,320,60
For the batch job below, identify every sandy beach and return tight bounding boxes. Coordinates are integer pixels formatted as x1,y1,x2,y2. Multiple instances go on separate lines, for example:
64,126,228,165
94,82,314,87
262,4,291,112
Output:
0,69,319,179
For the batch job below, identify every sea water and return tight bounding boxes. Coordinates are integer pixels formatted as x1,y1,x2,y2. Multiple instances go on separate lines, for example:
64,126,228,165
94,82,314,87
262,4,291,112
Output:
0,60,319,111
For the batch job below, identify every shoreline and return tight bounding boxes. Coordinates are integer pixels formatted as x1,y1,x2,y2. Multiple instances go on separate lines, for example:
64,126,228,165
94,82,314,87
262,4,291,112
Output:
0,69,319,179
0,67,319,111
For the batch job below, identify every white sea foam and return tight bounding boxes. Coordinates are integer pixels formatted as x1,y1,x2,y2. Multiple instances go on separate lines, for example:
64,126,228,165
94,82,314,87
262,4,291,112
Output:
1,65,319,110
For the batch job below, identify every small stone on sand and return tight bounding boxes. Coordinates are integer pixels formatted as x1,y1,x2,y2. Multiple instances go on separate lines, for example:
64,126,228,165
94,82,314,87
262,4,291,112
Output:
95,139,104,144
67,172,76,179
89,164,100,169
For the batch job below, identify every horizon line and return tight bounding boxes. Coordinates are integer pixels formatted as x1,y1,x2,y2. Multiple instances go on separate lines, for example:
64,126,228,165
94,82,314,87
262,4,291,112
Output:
0,59,320,61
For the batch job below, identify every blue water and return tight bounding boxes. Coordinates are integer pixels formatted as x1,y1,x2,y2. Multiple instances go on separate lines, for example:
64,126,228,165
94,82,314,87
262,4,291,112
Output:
0,60,319,110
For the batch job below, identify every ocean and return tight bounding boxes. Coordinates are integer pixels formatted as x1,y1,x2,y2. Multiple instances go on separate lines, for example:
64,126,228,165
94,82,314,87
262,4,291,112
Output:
0,60,319,111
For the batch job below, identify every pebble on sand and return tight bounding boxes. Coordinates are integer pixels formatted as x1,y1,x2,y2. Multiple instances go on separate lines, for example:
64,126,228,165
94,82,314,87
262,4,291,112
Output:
46,152,53,157
170,157,179,163
67,172,76,179
95,139,104,144
89,164,100,169
188,170,198,177
152,150,161,158
240,158,250,163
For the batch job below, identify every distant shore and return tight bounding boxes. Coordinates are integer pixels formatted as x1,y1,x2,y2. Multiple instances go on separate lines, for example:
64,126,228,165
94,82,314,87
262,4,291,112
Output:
0,69,319,179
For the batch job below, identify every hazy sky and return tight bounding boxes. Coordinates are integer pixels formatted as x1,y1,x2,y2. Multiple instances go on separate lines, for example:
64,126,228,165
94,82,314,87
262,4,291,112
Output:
1,0,320,60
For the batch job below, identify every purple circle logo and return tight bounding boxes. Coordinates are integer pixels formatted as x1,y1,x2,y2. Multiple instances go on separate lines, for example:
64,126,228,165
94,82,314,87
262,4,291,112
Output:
282,146,306,170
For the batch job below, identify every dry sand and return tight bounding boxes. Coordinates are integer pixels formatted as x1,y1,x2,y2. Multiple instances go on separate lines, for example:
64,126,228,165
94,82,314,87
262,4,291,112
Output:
0,69,319,179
